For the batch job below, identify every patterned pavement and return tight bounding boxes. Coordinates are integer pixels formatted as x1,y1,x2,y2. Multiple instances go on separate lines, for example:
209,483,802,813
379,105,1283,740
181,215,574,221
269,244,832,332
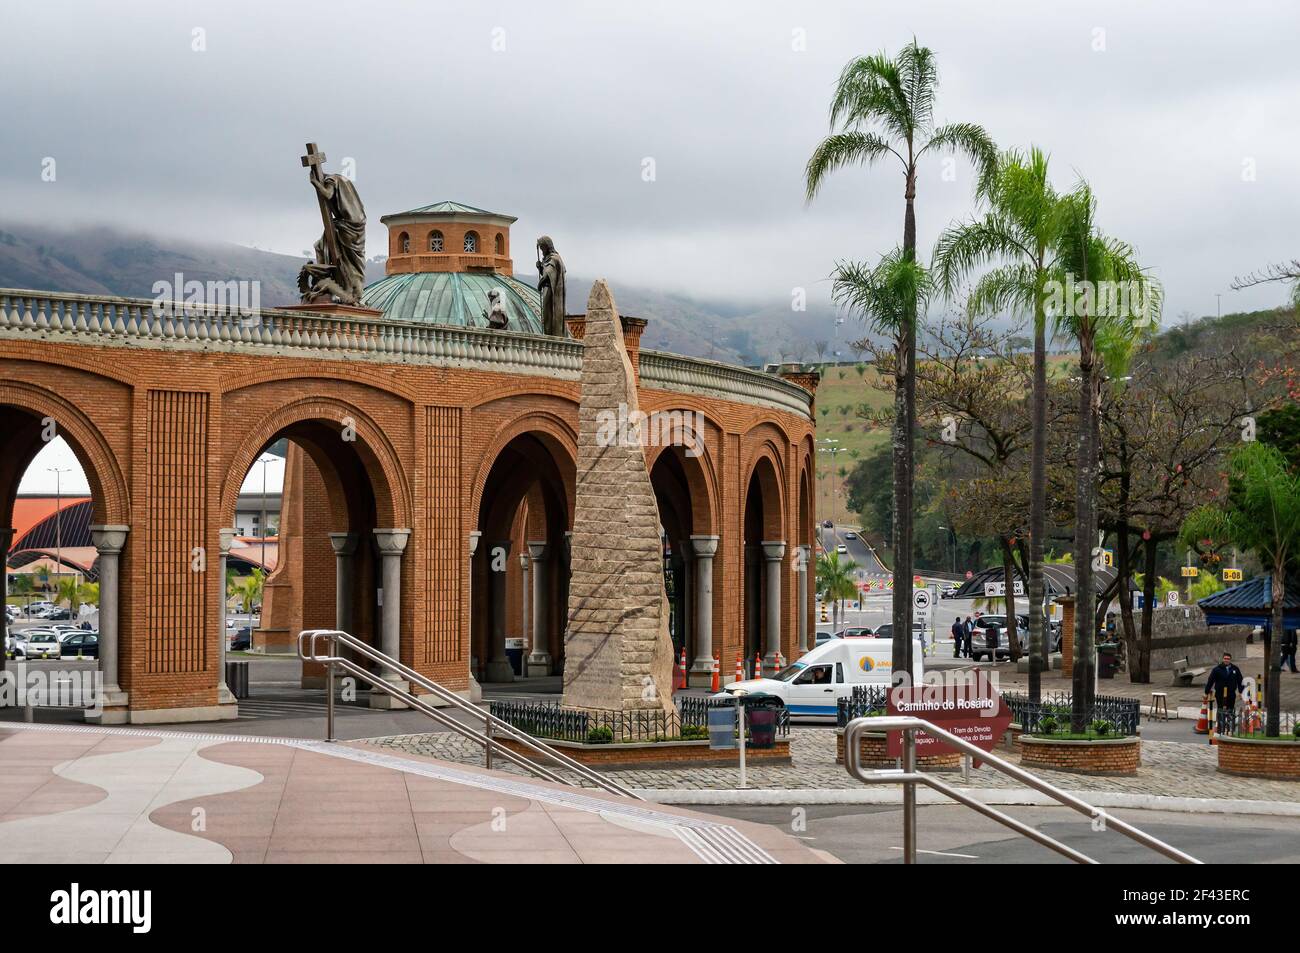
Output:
0,724,833,864
364,726,1300,803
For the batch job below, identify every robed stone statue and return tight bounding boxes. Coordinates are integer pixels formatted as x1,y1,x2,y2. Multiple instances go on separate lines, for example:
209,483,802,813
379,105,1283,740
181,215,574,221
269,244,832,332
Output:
297,142,367,306
536,235,566,336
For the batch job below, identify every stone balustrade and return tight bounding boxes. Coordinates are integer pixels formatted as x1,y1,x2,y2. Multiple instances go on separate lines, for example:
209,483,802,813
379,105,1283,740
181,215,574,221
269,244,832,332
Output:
0,287,813,418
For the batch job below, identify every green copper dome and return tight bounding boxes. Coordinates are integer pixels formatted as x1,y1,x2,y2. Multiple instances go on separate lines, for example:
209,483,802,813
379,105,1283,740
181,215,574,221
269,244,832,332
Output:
361,272,544,334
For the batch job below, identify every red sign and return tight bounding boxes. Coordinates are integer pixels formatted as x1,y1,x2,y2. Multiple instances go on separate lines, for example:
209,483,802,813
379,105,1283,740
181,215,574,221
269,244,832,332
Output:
885,680,1011,759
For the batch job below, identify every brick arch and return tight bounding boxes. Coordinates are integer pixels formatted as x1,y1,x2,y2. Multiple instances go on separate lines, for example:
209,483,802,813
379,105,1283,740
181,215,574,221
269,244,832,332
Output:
218,396,411,529
217,366,421,405
0,379,131,526
468,409,578,522
743,441,788,542
644,409,721,536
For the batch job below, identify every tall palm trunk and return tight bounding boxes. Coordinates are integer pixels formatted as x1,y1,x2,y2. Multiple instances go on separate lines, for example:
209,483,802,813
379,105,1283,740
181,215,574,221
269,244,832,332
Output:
1072,333,1098,730
891,180,918,681
1027,310,1047,700
1268,565,1284,736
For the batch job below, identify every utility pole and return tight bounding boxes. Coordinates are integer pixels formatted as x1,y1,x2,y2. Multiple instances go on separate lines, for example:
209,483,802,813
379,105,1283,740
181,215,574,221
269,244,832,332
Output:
47,467,71,611
258,454,277,614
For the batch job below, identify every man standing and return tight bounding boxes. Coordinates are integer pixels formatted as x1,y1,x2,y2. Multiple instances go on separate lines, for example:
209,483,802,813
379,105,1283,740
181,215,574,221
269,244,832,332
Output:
962,615,974,659
1204,653,1246,735
536,235,567,337
1282,628,1298,674
950,616,964,658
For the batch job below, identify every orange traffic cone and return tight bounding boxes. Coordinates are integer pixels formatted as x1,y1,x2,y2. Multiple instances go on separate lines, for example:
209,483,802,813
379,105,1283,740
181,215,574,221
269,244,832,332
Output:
775,650,784,670
678,647,687,689
1194,700,1210,734
1208,702,1218,746
753,651,762,679
711,653,720,692
734,652,743,683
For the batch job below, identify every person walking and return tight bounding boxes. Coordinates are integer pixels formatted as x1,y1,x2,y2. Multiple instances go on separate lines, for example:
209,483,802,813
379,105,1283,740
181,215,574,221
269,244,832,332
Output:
1204,653,1246,735
1282,628,1299,674
950,616,964,658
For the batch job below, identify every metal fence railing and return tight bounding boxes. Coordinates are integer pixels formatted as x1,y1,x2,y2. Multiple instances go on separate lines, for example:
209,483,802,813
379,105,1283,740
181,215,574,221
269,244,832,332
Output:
1002,691,1141,738
836,686,1140,738
1217,706,1300,739
490,696,789,744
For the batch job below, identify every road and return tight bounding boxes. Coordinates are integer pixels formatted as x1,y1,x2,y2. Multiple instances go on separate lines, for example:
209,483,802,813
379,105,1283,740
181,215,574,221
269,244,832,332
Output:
704,803,1300,864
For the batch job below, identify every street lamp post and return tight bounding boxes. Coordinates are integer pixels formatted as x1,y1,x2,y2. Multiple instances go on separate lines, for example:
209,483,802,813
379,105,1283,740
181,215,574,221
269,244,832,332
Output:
257,454,276,622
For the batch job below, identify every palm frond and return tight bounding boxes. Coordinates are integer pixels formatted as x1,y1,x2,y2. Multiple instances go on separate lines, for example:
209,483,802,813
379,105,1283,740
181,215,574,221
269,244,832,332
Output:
922,122,997,185
804,131,901,201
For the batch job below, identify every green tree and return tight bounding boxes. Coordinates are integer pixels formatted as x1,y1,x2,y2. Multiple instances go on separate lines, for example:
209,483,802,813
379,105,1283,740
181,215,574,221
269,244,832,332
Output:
1052,181,1161,729
933,147,1063,700
230,568,265,614
805,39,995,680
816,551,860,633
828,250,934,676
1182,442,1300,736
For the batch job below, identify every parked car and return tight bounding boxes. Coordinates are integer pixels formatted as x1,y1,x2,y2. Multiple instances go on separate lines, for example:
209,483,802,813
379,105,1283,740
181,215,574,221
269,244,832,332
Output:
230,627,253,651
21,630,63,660
872,621,925,640
838,626,874,637
939,584,960,598
52,625,84,641
60,632,99,659
5,604,19,622
718,636,926,717
26,602,54,616
41,606,71,620
814,629,839,647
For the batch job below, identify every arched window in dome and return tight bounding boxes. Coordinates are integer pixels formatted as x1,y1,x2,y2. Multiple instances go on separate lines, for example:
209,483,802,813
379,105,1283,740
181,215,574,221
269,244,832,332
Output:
429,231,444,252
463,231,478,253
494,233,504,255
399,231,410,254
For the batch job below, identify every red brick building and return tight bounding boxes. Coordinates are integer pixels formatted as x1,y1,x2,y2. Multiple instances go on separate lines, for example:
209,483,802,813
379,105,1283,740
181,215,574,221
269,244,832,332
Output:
0,201,818,723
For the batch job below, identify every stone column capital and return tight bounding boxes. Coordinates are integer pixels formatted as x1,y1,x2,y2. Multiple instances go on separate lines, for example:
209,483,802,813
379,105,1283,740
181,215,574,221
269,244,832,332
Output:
690,534,719,558
373,528,411,555
761,540,786,561
527,540,548,561
218,527,238,555
519,551,530,569
469,530,482,556
329,531,360,556
90,524,130,554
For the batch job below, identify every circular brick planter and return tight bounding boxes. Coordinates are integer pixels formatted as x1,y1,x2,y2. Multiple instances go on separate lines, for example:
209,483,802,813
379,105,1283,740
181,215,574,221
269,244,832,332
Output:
1018,735,1140,776
1216,735,1300,780
835,729,962,771
496,735,791,770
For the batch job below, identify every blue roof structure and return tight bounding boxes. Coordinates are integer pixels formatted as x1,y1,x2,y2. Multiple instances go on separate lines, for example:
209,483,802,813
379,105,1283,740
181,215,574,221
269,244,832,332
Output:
361,272,543,334
1197,574,1300,629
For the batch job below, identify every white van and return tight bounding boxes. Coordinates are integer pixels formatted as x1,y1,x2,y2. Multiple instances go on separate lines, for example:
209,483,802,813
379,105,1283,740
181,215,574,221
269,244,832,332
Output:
717,637,924,718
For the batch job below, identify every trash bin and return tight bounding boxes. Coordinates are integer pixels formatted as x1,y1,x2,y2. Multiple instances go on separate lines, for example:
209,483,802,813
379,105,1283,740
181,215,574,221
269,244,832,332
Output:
742,693,783,750
225,660,250,699
1097,643,1120,679
505,637,525,676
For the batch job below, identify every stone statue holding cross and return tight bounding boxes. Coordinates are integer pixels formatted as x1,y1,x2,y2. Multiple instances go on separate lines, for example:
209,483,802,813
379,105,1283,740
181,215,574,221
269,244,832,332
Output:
297,142,367,306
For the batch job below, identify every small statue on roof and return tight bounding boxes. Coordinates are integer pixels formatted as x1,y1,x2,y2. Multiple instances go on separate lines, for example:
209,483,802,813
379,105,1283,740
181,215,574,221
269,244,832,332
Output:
482,288,509,330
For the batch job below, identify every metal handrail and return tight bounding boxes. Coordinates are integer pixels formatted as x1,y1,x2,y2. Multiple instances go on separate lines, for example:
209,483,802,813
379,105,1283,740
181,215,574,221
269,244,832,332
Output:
297,629,641,800
844,716,1201,865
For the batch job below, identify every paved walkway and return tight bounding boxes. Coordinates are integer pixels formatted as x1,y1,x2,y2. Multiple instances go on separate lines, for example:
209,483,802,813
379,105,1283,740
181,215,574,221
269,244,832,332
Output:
0,724,831,864
367,726,1300,804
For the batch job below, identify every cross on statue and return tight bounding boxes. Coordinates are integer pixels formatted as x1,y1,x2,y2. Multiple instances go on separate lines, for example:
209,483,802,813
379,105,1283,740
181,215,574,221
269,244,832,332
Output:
301,142,339,267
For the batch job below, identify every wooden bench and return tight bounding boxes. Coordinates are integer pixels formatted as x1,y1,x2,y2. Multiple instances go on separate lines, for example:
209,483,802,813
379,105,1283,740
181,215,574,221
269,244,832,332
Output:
1171,657,1209,686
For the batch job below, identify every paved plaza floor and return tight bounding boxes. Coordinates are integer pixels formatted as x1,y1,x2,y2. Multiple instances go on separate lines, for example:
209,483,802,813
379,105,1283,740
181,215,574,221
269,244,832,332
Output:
0,723,833,864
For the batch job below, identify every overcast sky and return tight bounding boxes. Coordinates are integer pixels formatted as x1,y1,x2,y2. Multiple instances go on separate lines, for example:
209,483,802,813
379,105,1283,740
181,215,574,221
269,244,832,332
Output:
8,1,1298,494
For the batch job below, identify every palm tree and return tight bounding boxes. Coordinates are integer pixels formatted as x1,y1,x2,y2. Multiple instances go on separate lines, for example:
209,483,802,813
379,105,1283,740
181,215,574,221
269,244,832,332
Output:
829,249,934,676
56,577,80,614
13,574,34,614
230,568,265,614
805,39,995,680
816,550,860,632
933,146,1062,701
1052,182,1162,729
1182,442,1300,736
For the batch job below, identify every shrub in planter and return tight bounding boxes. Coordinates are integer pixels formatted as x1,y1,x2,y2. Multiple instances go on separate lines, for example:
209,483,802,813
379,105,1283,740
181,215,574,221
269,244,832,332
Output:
1037,715,1058,735
1293,723,1300,740
586,726,614,744
680,724,708,741
1091,719,1115,737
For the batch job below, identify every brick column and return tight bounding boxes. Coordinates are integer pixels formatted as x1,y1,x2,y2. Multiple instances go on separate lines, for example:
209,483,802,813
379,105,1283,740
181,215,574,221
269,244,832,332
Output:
689,535,718,686
519,549,531,664
485,539,514,682
370,528,410,708
87,525,129,723
217,527,236,704
467,531,482,697
526,541,551,676
762,540,786,672
1057,595,1076,678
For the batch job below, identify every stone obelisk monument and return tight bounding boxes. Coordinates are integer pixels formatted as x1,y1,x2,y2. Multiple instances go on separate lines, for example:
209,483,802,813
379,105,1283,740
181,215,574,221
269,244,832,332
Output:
562,279,676,717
